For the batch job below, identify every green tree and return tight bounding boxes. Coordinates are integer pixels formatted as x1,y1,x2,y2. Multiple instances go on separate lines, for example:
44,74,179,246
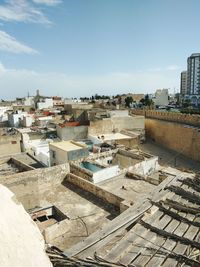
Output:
125,96,133,107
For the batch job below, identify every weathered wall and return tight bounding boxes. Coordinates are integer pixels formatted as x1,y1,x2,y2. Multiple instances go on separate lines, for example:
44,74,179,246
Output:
0,134,21,156
0,185,52,267
0,163,70,210
89,115,144,135
129,157,159,176
133,109,200,128
145,118,200,162
57,125,88,140
66,173,124,208
68,148,89,161
115,137,139,149
112,153,140,169
43,219,70,244
70,163,93,181
10,157,35,171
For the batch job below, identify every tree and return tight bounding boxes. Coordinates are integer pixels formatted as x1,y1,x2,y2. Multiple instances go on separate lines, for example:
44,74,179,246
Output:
182,99,191,108
125,96,133,107
140,94,154,107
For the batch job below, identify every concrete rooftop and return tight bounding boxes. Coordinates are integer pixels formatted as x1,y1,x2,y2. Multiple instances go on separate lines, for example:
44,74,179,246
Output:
50,140,87,152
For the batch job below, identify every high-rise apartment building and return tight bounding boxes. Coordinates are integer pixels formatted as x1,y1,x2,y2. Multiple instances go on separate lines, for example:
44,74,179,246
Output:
187,53,200,95
180,71,187,95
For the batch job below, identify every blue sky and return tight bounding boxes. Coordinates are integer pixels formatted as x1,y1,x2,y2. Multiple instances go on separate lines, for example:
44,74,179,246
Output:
0,0,199,99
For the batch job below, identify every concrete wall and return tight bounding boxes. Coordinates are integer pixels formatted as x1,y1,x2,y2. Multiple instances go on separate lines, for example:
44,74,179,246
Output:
92,165,120,184
57,125,88,140
112,153,140,169
49,145,69,166
0,164,70,210
89,115,144,135
145,118,200,162
66,173,124,208
129,157,159,176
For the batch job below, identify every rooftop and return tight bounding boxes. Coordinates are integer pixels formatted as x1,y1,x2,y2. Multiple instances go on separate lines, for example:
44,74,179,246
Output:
50,140,87,152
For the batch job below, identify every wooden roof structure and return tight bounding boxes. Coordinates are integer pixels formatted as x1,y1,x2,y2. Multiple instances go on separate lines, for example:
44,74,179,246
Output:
63,172,200,266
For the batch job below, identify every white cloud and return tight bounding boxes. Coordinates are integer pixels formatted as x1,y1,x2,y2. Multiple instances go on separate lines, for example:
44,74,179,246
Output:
0,30,38,54
0,63,180,100
32,0,62,6
0,0,51,24
166,65,182,71
148,65,182,72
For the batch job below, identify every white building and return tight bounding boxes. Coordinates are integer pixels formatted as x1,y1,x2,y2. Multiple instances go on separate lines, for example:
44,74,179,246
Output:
8,111,28,127
154,89,169,107
37,98,53,110
0,106,10,122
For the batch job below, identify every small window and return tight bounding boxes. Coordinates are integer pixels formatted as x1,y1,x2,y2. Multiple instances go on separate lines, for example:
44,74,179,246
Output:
11,141,17,144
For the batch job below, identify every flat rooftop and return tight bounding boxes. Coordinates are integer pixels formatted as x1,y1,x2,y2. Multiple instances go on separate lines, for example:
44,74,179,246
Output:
50,140,86,152
98,173,156,203
31,181,119,250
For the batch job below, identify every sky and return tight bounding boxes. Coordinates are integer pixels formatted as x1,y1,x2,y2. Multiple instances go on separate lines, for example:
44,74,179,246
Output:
0,0,200,100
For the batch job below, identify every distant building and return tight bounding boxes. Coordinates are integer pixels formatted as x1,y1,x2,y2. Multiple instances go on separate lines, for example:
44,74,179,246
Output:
153,89,169,107
49,140,89,166
37,98,53,110
180,71,187,96
184,53,200,106
187,53,200,95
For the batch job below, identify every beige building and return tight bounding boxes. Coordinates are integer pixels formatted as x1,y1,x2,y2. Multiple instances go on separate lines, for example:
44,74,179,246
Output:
49,140,89,166
0,129,21,157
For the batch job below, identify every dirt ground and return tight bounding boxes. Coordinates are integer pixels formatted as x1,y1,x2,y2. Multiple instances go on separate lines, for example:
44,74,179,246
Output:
139,139,200,172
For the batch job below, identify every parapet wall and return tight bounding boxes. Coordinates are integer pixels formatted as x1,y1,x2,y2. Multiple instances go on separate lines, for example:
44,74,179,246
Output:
132,110,200,127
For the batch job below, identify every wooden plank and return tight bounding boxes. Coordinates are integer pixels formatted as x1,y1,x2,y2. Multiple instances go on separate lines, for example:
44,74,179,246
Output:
161,182,199,266
132,195,183,267
119,213,172,266
64,174,177,258
104,209,163,263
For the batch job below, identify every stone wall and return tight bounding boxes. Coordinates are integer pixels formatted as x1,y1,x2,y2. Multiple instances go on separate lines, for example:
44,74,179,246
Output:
0,163,70,209
132,109,200,127
145,118,200,162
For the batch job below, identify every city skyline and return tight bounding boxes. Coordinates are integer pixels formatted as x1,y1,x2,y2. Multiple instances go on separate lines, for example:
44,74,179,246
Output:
0,0,200,99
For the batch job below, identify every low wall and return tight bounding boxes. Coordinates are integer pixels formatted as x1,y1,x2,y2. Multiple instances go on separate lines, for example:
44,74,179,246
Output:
145,118,200,162
66,173,124,208
0,163,70,210
10,157,35,171
70,163,93,181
